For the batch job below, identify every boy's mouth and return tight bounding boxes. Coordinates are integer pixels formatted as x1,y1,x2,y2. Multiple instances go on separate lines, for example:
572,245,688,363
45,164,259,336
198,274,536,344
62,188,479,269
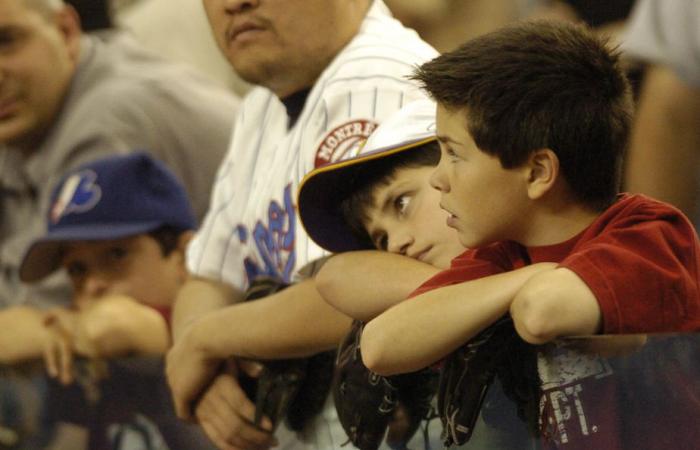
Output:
442,205,458,228
411,247,432,263
440,204,457,218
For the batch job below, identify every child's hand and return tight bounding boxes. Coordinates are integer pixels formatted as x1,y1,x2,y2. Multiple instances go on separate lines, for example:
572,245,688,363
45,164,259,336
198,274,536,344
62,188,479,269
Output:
42,309,78,385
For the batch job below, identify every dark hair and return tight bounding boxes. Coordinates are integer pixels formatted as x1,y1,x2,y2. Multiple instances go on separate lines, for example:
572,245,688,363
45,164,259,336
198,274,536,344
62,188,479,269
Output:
147,226,184,256
412,20,633,210
339,141,440,248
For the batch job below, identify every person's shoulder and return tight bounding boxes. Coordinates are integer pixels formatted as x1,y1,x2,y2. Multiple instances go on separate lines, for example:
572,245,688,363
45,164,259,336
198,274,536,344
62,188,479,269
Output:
322,8,437,82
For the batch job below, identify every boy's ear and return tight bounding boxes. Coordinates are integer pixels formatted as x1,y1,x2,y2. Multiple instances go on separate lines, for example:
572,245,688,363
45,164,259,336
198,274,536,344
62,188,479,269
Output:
177,230,195,254
173,231,194,279
525,148,559,200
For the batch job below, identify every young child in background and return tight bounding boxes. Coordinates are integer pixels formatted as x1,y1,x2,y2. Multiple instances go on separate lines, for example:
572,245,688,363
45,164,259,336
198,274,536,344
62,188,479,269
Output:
14,152,195,385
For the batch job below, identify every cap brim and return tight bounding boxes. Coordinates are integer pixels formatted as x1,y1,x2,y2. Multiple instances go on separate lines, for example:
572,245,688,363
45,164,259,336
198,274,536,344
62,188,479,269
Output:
298,136,436,253
19,221,164,282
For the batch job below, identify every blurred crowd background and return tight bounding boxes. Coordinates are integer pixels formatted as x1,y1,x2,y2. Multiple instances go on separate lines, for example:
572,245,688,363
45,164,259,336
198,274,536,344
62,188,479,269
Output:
3,1,698,449
84,0,639,95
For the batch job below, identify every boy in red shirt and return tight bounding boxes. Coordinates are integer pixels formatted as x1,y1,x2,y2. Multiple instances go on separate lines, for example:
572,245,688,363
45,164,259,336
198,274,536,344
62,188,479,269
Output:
360,20,700,448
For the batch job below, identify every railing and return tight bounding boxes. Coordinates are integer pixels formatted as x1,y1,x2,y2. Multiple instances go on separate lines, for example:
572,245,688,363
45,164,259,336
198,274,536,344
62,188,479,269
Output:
1,333,698,449
0,357,216,450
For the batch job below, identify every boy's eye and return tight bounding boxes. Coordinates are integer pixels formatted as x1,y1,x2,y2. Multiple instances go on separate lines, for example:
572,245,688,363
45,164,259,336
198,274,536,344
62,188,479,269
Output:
394,194,411,216
373,233,388,251
0,29,24,53
446,147,460,160
65,262,86,279
106,246,128,261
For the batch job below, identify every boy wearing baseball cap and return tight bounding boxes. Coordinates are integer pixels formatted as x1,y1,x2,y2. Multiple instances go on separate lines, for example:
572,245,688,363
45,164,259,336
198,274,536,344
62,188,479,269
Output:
298,100,475,450
298,99,464,321
10,152,195,384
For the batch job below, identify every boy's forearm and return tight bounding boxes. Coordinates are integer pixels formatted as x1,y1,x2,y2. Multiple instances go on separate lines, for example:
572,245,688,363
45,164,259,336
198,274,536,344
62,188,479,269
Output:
171,275,242,342
0,306,50,364
361,263,556,375
191,278,352,360
77,297,169,357
316,251,441,321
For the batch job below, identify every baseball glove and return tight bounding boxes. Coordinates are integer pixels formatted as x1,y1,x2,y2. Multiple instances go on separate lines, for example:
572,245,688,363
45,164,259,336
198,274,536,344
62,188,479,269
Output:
241,277,334,432
437,316,521,447
333,320,438,450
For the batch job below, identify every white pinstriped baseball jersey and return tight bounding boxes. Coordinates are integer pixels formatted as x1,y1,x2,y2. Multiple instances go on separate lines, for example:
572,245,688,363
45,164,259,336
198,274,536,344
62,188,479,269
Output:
187,0,438,290
186,2,439,448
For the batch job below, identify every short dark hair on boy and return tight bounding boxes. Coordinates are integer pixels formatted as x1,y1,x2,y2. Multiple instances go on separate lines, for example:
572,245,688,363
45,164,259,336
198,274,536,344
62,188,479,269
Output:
412,20,633,210
339,141,440,249
147,226,183,256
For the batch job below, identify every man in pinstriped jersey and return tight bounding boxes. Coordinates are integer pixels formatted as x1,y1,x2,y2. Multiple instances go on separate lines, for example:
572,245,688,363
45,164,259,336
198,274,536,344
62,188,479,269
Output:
166,1,437,449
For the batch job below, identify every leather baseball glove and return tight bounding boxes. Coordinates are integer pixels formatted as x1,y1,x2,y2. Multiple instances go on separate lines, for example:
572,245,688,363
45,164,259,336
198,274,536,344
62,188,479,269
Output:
437,316,522,447
333,320,438,450
241,277,334,432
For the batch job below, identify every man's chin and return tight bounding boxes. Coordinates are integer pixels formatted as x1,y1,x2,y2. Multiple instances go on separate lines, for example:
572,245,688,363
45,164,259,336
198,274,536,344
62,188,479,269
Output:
0,121,41,151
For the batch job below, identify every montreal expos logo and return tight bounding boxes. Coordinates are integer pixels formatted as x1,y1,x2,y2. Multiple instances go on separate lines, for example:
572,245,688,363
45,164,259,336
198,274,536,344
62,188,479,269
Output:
236,184,296,283
314,119,378,168
50,170,102,224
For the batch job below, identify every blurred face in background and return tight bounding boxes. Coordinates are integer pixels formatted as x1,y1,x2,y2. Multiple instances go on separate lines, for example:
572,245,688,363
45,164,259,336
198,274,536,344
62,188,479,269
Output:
63,234,189,309
0,0,80,150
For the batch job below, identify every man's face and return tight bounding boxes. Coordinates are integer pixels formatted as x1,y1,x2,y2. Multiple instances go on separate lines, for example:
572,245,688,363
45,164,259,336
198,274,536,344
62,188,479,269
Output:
430,104,531,249
61,235,187,308
202,0,362,97
364,165,465,270
0,0,79,147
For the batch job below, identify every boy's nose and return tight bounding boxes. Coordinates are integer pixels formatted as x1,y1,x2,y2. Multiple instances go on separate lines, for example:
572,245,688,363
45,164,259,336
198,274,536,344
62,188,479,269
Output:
223,0,259,13
80,274,110,299
430,164,449,192
387,230,413,256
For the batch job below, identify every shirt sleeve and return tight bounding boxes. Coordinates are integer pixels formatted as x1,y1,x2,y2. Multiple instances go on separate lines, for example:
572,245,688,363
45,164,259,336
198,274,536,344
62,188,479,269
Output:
409,242,519,298
560,204,700,333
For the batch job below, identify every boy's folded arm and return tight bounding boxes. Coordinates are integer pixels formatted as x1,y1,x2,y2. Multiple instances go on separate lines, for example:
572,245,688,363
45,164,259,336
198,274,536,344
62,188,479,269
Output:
77,296,169,357
510,267,602,344
171,275,243,342
190,278,352,361
361,262,556,376
0,306,52,364
316,251,441,321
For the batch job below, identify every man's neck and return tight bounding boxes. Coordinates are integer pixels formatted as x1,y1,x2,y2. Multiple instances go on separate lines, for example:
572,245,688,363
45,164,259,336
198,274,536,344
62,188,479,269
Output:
270,0,372,99
5,131,46,157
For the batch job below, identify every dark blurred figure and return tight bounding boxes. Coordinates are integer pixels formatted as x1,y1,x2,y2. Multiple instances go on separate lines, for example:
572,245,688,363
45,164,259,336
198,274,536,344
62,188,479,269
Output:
559,0,635,27
66,0,113,30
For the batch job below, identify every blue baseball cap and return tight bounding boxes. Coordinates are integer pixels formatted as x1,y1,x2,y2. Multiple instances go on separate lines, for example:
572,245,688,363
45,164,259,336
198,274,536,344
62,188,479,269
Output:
297,99,437,253
19,152,196,282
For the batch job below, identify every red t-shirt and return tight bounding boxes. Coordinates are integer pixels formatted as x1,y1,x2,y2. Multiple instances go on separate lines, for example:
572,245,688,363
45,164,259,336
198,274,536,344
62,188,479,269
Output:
150,305,172,328
413,193,700,333
411,193,700,448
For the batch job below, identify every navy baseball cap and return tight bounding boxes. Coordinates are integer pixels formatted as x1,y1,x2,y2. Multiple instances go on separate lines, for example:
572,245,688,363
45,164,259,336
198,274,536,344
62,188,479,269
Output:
298,99,437,253
19,152,196,282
